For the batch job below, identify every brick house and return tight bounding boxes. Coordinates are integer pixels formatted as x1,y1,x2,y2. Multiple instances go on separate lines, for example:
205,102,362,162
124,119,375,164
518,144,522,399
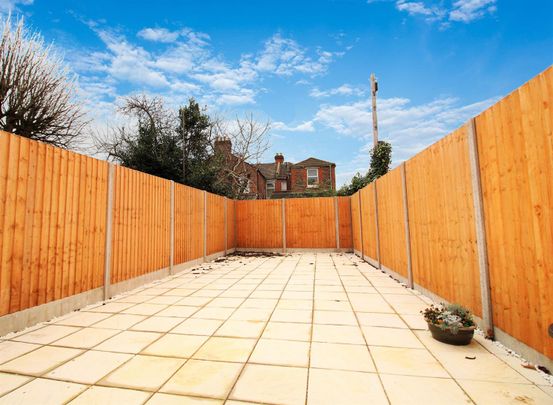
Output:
255,154,336,199
215,138,336,199
214,137,266,199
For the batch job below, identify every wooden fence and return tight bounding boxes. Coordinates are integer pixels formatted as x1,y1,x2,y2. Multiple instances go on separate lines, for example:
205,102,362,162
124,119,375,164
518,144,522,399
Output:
0,66,551,366
111,166,171,284
0,132,234,323
0,134,109,315
350,66,553,366
235,197,353,250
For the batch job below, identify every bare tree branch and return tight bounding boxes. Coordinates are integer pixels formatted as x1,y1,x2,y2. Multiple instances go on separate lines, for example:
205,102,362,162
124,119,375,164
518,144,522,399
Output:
213,113,271,198
0,15,88,148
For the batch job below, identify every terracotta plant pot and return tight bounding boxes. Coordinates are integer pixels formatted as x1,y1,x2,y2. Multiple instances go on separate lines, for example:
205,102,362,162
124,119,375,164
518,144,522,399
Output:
427,322,475,346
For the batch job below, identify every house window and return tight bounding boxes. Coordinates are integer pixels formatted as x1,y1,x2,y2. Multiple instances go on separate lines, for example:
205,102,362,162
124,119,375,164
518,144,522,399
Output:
266,180,275,193
307,168,319,187
281,181,287,191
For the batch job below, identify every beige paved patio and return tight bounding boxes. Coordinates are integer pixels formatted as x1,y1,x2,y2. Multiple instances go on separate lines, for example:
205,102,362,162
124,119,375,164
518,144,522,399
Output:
0,253,551,405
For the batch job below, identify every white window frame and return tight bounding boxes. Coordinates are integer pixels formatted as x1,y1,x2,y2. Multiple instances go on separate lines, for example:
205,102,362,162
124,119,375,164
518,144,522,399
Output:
307,168,319,188
266,180,275,193
281,181,287,191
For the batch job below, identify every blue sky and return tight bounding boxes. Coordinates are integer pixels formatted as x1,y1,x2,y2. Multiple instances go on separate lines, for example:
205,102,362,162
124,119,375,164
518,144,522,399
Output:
2,0,552,186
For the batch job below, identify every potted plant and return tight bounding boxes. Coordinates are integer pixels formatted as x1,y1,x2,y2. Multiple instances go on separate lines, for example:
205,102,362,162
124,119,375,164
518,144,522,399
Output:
421,303,476,345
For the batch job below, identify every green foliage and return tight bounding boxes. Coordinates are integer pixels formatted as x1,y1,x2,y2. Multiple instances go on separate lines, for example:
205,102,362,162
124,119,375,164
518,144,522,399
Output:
338,140,392,196
271,189,337,199
337,172,370,196
177,99,223,193
108,97,183,183
367,140,392,182
421,303,475,334
104,96,228,196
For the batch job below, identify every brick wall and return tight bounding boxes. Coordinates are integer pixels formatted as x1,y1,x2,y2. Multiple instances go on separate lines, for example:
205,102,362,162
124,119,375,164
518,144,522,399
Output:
290,166,335,192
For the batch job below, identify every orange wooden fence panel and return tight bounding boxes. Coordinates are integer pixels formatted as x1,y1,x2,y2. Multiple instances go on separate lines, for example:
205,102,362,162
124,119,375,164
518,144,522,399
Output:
226,199,236,249
351,192,361,253
111,166,170,283
377,167,407,278
338,196,353,249
405,126,481,316
0,132,108,316
236,200,283,248
285,197,336,248
475,66,553,359
360,183,377,260
207,192,225,256
174,184,204,265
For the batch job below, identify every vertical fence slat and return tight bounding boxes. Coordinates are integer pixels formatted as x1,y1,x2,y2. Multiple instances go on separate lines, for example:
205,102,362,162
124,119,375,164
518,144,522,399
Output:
203,190,207,261
169,181,174,275
373,179,381,269
103,164,115,299
224,197,228,254
401,163,413,288
334,196,340,249
358,191,364,260
282,199,286,252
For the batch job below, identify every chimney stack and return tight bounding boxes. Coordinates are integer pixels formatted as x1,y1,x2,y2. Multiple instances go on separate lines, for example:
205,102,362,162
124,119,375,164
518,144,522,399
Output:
215,136,232,156
274,153,284,164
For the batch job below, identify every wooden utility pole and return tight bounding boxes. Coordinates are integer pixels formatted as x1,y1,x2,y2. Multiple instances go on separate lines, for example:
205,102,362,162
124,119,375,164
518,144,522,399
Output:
370,72,382,269
370,73,379,148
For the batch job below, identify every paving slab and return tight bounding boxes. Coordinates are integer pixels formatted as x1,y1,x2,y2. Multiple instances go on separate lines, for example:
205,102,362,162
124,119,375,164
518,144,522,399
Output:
0,253,550,405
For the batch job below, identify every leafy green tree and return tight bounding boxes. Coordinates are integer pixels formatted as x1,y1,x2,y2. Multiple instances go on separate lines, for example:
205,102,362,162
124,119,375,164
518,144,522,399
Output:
338,140,392,196
100,95,183,182
100,96,270,197
99,95,226,194
176,99,222,192
367,140,392,182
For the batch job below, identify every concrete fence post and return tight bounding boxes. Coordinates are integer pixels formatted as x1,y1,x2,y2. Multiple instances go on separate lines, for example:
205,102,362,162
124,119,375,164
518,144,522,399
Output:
401,163,413,288
358,191,364,260
334,196,340,249
234,200,238,250
103,163,115,300
169,181,175,275
467,118,494,339
203,190,207,261
373,180,382,269
282,199,287,253
224,197,228,255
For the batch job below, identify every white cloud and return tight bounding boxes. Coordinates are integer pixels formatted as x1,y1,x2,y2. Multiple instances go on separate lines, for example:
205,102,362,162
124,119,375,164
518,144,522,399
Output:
449,0,496,23
171,80,201,94
0,0,32,14
272,120,315,132
216,89,257,105
96,30,170,87
310,84,365,98
315,91,499,186
73,23,344,110
313,94,498,163
137,27,181,43
395,1,445,21
391,0,496,25
256,33,338,77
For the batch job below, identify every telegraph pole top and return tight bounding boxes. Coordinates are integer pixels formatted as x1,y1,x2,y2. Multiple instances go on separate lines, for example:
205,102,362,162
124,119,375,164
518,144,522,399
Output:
370,73,379,148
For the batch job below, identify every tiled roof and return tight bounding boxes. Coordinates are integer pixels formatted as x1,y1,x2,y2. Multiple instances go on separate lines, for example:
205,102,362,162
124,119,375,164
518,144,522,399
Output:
293,157,336,167
256,162,291,180
255,157,334,179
